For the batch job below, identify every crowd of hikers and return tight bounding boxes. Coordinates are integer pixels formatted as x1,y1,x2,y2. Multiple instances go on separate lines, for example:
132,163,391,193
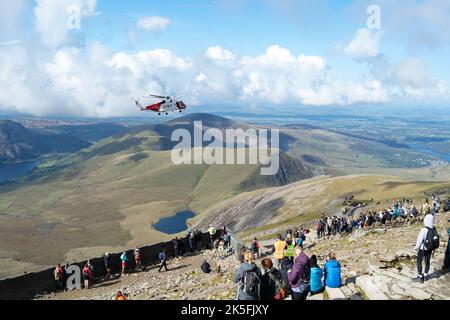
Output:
313,196,444,239
51,193,449,300
52,225,233,297
233,195,449,300
234,230,342,301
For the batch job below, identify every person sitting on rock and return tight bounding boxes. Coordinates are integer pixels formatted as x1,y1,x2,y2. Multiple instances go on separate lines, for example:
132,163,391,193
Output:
201,259,211,274
287,246,310,301
309,255,325,295
324,252,341,288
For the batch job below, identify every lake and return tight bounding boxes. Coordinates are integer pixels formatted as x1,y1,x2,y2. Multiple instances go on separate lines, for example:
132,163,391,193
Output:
153,211,196,234
0,160,39,184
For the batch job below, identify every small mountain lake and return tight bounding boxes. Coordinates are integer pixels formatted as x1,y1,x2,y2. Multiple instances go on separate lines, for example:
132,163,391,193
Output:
153,211,196,234
0,160,39,184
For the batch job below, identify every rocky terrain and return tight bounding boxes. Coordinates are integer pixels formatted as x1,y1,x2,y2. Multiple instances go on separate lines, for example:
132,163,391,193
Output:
38,212,449,301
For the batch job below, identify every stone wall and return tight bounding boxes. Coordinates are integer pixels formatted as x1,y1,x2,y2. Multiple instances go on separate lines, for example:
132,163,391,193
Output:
0,232,212,300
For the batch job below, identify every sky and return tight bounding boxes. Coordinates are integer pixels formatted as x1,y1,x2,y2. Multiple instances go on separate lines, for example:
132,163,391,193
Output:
0,0,450,118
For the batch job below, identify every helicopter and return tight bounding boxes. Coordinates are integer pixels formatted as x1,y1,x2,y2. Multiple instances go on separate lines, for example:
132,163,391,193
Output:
132,94,187,115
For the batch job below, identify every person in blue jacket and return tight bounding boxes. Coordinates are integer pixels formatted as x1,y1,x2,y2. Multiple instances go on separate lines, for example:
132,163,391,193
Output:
309,255,324,295
324,252,341,288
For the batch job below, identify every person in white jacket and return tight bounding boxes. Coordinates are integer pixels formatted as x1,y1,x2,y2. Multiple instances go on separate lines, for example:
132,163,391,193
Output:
413,214,435,283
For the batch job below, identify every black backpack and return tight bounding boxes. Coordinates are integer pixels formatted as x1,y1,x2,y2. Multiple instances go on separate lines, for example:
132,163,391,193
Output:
243,270,260,296
268,269,290,299
424,227,440,251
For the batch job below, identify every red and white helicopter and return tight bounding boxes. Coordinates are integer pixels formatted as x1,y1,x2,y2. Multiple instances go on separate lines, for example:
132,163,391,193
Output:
132,94,187,115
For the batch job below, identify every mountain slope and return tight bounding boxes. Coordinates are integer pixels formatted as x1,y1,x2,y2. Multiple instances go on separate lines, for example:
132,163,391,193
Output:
199,174,450,233
0,114,317,278
0,120,92,163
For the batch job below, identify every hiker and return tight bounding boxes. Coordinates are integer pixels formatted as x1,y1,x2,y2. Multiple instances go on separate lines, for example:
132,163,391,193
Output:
54,264,65,291
327,216,332,236
287,246,310,301
173,237,180,257
284,235,295,263
104,253,113,278
87,260,95,283
208,225,217,248
158,250,168,272
324,252,341,288
414,213,439,283
260,258,288,300
273,234,286,269
120,251,128,275
115,290,127,300
134,247,142,271
309,255,325,295
421,199,431,215
251,238,260,259
201,260,211,274
187,231,195,253
223,232,231,250
234,250,261,300
194,229,203,251
279,257,293,297
444,226,450,272
296,230,306,247
82,264,92,289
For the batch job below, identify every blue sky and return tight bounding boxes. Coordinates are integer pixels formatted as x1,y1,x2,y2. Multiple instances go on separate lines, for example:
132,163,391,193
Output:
0,0,449,117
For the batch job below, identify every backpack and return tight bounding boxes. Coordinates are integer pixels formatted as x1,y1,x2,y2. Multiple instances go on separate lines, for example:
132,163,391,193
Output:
424,227,440,251
268,270,289,300
243,270,260,296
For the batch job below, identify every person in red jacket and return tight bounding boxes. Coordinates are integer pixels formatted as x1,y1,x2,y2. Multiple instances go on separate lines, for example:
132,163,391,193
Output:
82,264,93,289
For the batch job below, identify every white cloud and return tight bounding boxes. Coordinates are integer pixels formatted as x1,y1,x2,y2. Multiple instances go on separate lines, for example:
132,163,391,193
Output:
34,0,98,47
0,0,27,39
206,46,236,61
137,16,171,31
1,39,449,118
395,58,429,88
343,28,382,61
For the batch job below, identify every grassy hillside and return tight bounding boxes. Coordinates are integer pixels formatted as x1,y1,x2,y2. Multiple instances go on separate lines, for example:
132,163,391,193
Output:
278,126,437,173
0,114,316,278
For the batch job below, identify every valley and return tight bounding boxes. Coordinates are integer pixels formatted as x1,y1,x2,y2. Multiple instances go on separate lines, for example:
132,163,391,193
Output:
0,112,449,280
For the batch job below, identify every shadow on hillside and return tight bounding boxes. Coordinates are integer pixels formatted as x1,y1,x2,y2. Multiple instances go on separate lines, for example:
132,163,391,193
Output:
94,280,121,289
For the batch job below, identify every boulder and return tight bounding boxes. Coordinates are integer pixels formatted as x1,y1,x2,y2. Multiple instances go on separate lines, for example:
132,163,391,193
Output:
308,293,324,300
325,287,347,300
356,276,389,300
